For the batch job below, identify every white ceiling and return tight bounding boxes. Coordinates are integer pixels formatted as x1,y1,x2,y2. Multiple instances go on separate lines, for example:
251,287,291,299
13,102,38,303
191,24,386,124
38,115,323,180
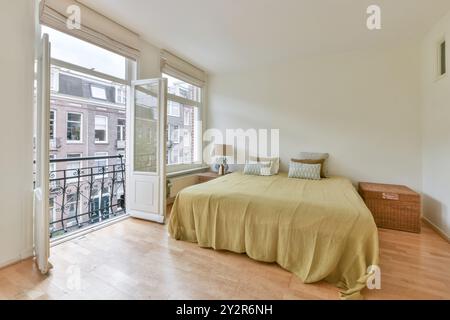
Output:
79,0,450,74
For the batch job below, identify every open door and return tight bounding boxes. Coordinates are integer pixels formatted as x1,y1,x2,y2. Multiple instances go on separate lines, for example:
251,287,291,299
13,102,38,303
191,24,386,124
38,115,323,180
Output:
34,34,51,274
127,79,167,223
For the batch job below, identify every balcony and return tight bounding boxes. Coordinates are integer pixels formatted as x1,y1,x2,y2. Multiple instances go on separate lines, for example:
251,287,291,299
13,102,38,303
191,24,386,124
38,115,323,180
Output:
49,155,126,239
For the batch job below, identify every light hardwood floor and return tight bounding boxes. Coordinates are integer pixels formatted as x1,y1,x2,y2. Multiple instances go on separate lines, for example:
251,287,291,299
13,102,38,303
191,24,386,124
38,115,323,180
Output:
0,217,449,300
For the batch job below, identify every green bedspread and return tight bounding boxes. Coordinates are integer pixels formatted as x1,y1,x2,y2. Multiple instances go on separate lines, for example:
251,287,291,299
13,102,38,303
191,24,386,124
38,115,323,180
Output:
168,172,379,299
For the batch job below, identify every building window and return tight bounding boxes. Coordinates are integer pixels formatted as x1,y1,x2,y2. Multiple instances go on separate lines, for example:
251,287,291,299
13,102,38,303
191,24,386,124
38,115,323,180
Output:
178,87,189,99
49,154,57,189
50,67,59,92
91,85,107,100
65,193,80,227
117,119,126,141
168,100,181,117
116,86,126,104
50,110,56,140
94,152,109,179
95,115,108,143
169,124,180,144
439,40,446,77
67,112,82,143
184,108,193,126
66,153,82,183
183,130,191,148
163,73,202,168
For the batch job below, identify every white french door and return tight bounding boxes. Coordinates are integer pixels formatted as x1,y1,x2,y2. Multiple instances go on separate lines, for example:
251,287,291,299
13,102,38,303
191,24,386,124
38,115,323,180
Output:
127,79,167,223
34,34,51,274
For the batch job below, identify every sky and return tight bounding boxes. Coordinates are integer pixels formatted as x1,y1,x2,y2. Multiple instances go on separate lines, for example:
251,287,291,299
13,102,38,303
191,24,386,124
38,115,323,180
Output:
42,26,126,79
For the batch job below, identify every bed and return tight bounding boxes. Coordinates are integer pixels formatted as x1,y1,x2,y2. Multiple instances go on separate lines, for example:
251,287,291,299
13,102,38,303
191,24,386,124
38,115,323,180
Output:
168,172,379,299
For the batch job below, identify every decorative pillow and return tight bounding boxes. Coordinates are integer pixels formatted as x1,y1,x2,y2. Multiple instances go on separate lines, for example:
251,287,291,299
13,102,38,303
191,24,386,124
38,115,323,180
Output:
244,162,271,176
288,162,322,180
251,156,280,175
291,158,326,178
298,152,329,177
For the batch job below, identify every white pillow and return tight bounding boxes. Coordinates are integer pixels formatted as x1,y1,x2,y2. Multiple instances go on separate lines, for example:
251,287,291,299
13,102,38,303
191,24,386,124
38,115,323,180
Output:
258,157,280,175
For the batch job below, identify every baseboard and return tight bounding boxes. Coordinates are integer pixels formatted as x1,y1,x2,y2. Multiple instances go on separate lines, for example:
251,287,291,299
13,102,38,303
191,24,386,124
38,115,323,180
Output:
422,217,450,243
0,251,34,270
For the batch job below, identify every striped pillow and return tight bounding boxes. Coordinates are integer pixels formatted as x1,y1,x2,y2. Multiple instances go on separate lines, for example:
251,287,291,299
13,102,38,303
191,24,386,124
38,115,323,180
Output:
288,161,322,180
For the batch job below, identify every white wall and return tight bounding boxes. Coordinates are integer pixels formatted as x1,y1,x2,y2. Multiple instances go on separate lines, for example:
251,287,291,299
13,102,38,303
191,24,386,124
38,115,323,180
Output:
0,1,36,268
421,12,450,239
208,45,422,190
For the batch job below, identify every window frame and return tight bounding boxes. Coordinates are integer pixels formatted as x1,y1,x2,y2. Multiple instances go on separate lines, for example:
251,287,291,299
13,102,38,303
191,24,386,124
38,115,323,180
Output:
94,115,109,144
66,112,83,144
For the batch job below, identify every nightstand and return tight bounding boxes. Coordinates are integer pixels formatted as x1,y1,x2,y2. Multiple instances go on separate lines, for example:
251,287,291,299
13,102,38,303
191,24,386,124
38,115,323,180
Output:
196,172,227,183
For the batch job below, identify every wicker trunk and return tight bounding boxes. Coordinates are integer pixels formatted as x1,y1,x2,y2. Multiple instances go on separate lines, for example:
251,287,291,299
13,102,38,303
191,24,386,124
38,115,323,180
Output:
358,182,421,233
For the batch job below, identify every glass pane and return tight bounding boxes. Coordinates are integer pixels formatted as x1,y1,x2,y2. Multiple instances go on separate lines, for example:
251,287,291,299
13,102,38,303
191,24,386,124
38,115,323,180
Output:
167,101,200,165
163,73,201,102
68,113,81,122
134,82,159,173
42,26,126,80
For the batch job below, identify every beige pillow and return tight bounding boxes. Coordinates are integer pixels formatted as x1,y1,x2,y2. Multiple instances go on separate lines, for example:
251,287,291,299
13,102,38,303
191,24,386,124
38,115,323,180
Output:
291,158,326,178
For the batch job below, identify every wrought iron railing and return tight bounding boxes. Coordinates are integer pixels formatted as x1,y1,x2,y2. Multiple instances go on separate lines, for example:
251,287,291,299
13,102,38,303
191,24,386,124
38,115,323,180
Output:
49,155,126,239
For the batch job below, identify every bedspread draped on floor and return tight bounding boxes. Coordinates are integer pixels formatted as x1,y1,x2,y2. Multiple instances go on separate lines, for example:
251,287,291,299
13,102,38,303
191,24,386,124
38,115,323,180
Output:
168,172,379,299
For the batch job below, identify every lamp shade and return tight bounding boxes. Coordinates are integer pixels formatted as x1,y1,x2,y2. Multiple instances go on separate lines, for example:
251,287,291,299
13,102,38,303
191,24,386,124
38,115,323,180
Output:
213,144,233,156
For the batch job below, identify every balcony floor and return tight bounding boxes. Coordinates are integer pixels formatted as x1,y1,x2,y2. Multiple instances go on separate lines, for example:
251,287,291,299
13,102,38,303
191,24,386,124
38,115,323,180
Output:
0,217,449,300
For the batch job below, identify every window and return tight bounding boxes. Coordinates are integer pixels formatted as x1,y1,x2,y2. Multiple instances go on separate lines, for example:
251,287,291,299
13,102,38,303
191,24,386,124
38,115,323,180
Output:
94,152,108,179
50,67,59,92
49,154,57,189
95,115,108,143
178,87,189,99
169,124,180,144
163,73,202,169
49,197,57,230
165,73,201,102
183,130,191,148
50,110,56,140
65,193,80,227
439,40,446,77
184,108,193,126
116,86,127,104
168,100,181,117
91,85,107,100
117,119,126,141
66,153,82,183
67,112,82,142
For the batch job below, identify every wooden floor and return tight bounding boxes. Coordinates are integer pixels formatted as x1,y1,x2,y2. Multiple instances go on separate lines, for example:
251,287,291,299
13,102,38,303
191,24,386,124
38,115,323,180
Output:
0,218,449,300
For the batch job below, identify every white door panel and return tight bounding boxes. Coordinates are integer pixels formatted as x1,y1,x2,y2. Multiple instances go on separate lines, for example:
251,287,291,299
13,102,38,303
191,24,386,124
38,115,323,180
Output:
127,79,167,223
